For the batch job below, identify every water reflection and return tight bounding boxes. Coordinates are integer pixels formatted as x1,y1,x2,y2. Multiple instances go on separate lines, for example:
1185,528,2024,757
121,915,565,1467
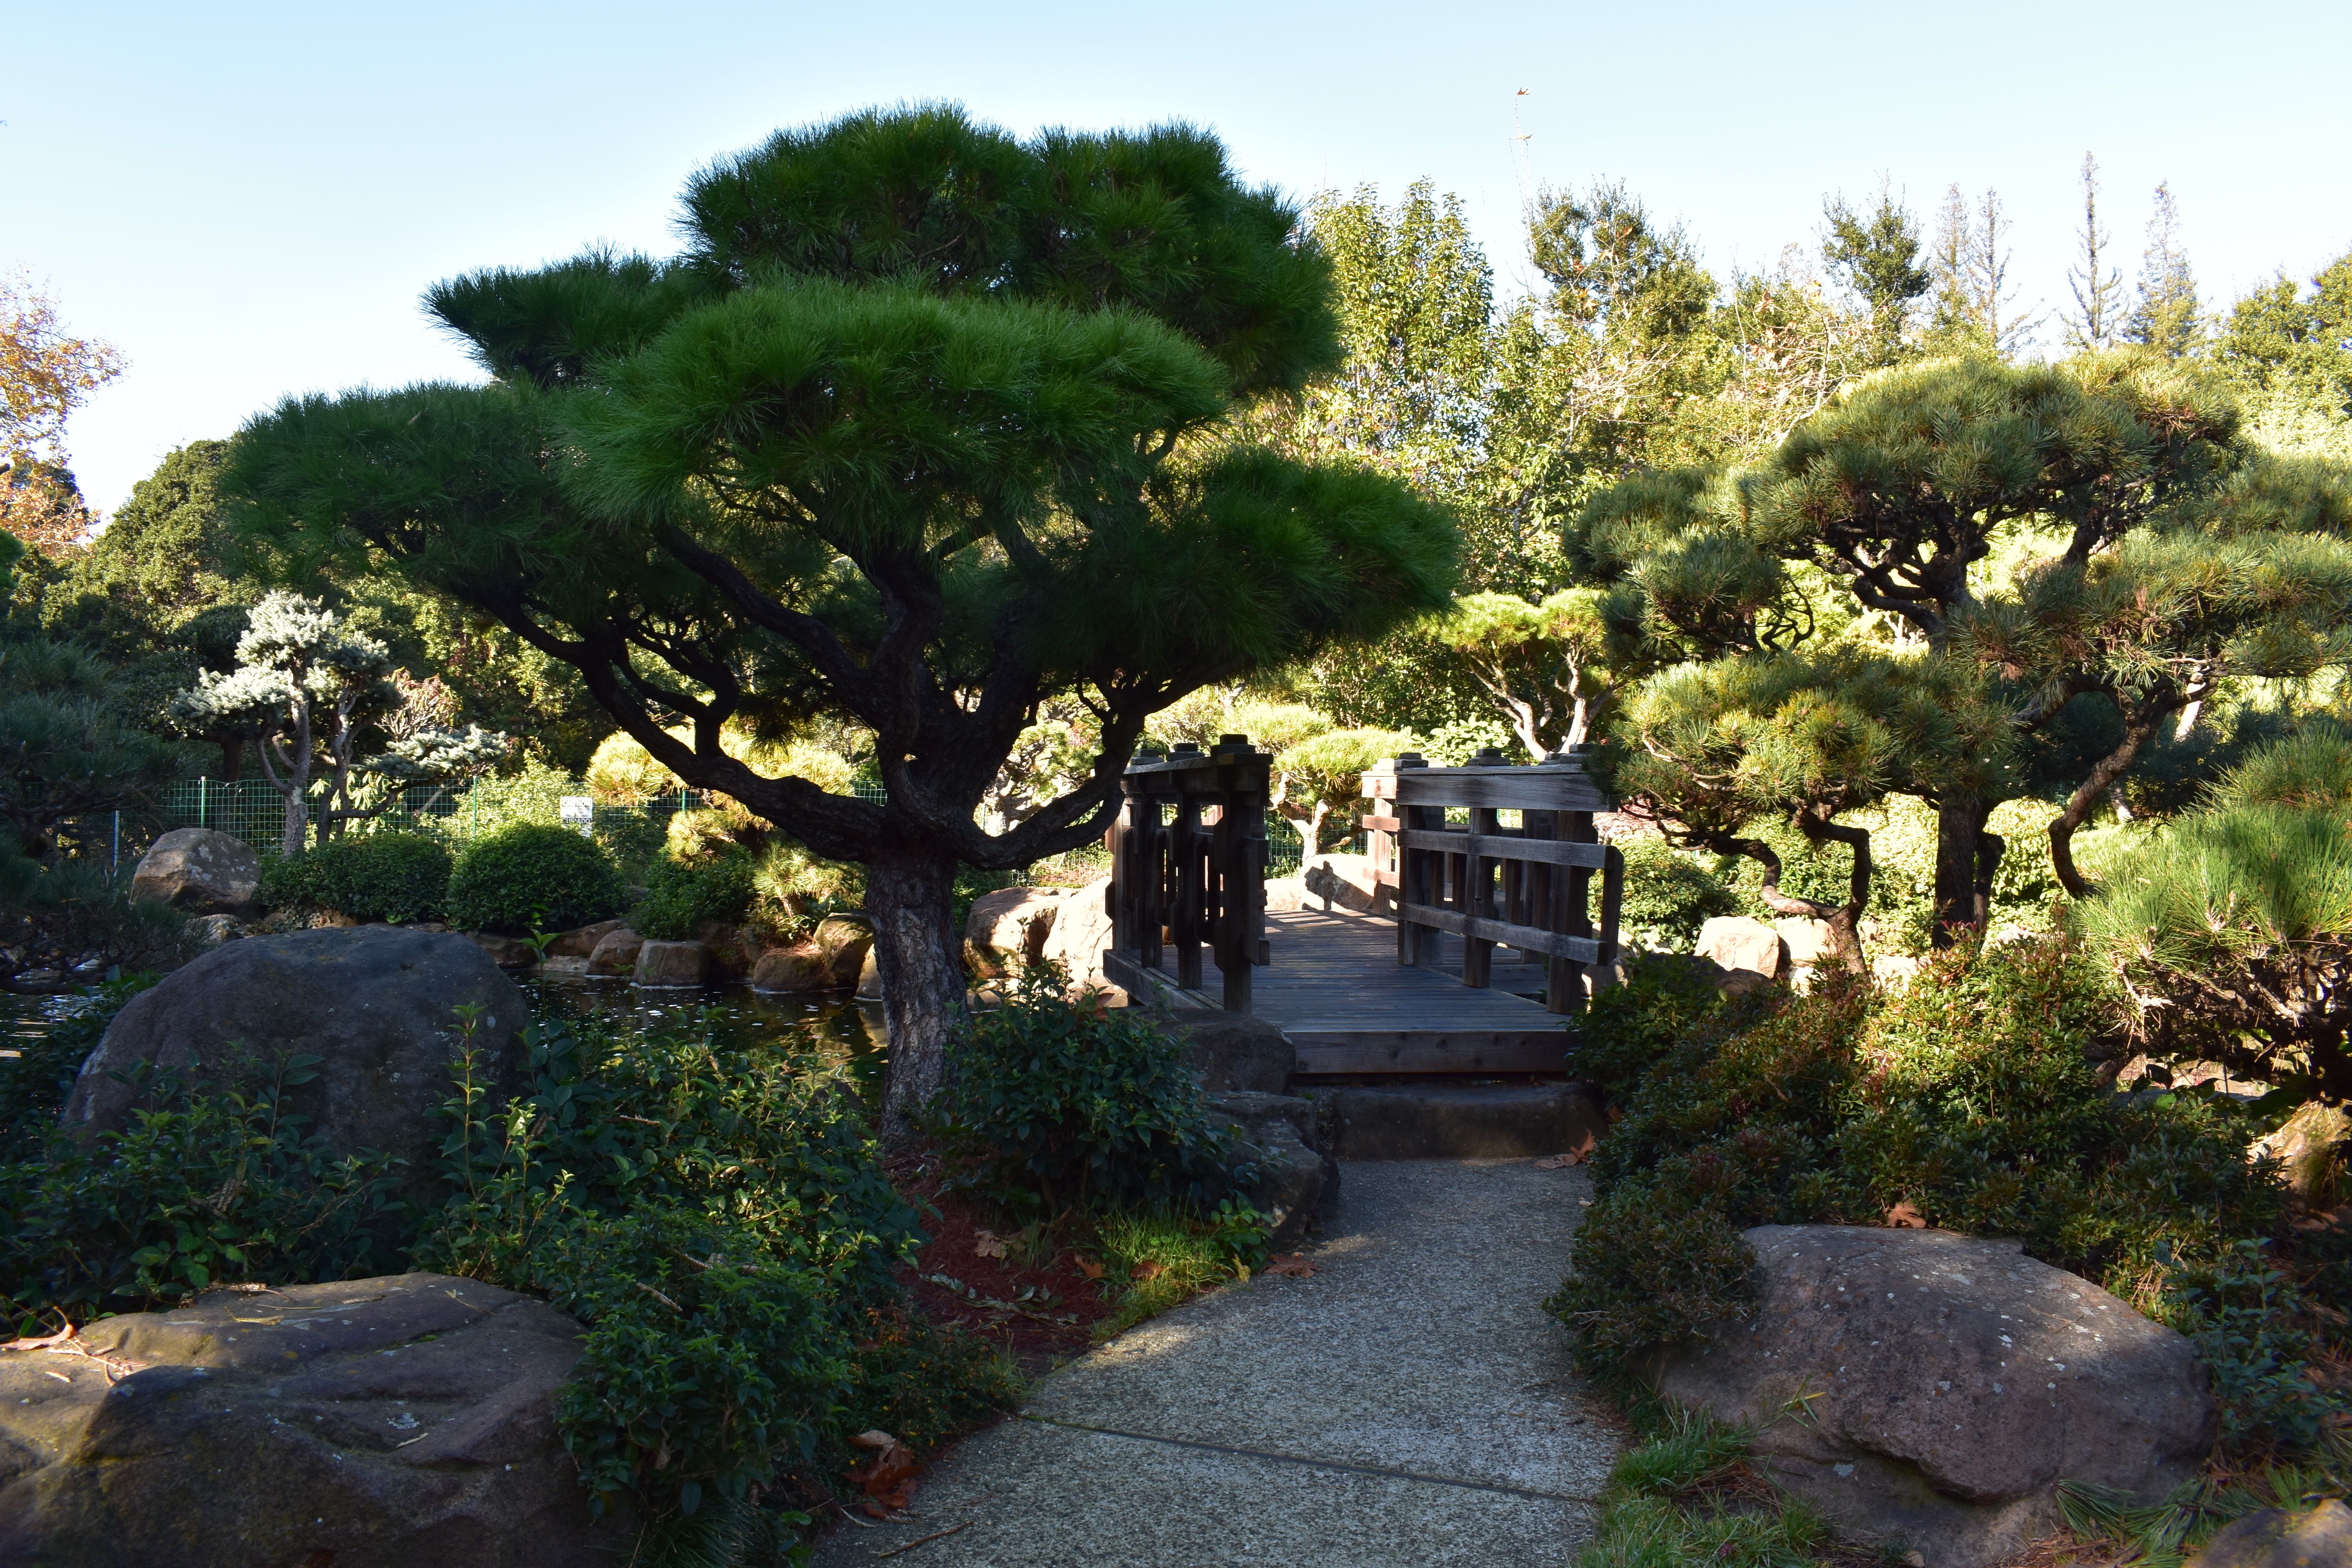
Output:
523,975,889,1098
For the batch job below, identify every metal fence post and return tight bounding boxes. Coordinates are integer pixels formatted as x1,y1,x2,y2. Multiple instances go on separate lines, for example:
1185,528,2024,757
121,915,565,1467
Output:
197,776,207,829
112,812,120,872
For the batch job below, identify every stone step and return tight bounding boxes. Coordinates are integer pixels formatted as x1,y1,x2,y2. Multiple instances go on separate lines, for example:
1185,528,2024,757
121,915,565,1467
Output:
1299,1082,1605,1161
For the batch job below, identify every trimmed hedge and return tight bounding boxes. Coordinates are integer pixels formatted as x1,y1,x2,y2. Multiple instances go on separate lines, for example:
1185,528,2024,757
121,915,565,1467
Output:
447,823,626,935
261,831,451,924
633,852,755,941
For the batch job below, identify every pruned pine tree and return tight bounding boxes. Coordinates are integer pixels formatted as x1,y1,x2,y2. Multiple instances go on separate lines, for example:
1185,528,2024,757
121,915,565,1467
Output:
1615,648,1987,971
2063,154,2127,352
1271,728,1414,858
1428,590,1613,756
1579,354,2265,943
170,592,504,855
224,108,1457,1132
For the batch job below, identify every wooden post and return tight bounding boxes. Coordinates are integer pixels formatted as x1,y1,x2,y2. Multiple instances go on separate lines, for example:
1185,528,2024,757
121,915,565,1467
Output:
1394,754,1441,969
1462,746,1507,989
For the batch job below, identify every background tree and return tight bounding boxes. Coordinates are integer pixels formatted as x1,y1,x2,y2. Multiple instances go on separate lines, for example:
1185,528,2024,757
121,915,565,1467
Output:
1271,727,1414,857
2126,181,2204,359
1822,183,1931,366
2063,153,2126,352
2216,249,2352,417
226,107,1456,1131
1,272,122,558
1430,588,1615,755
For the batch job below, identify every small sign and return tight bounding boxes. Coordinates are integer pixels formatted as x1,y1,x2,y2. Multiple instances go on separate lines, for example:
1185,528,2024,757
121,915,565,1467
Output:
559,795,594,835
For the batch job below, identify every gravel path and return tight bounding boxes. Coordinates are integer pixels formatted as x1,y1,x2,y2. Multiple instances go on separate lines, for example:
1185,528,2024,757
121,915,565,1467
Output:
814,1159,1617,1568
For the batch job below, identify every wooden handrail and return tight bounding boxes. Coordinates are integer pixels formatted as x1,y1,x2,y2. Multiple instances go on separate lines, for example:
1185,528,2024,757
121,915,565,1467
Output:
1103,736,1270,1011
1361,748,1623,1014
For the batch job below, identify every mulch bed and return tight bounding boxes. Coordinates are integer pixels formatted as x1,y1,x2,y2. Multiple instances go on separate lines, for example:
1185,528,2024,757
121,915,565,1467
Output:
886,1152,1119,1373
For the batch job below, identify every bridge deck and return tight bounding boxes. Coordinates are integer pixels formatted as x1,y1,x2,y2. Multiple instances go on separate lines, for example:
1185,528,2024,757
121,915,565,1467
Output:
1135,907,1575,1076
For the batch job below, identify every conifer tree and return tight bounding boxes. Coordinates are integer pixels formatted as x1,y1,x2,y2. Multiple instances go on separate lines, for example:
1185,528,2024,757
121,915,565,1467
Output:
224,107,1456,1130
2127,182,2204,358
2063,154,2126,352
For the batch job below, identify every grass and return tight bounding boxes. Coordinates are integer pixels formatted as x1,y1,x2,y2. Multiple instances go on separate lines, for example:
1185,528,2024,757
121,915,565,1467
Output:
1572,1409,1871,1568
1089,1204,1267,1339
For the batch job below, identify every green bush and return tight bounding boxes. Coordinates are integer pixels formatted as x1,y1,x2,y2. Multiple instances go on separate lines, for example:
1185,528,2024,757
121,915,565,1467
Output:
1553,940,2310,1460
633,851,755,940
1,1042,407,1330
1612,837,1738,953
929,974,1242,1214
420,1008,929,1530
262,831,451,923
446,822,626,934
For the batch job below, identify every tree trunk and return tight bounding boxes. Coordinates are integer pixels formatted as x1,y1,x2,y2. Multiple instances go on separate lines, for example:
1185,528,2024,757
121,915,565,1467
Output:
2050,716,2160,899
1932,791,1983,947
866,850,972,1143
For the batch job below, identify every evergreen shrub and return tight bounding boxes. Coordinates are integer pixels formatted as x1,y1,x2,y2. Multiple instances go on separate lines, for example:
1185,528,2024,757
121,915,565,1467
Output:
446,822,626,934
1550,940,2328,1459
261,831,451,923
929,973,1242,1214
633,851,756,941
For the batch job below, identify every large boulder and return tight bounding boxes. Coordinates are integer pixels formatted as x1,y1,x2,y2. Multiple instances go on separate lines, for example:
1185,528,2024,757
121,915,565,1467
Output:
0,1273,628,1568
2194,1499,2352,1567
1152,1011,1295,1093
2251,1102,2349,1202
544,918,626,959
1038,875,1114,988
964,888,1061,975
1653,1225,2217,1568
1695,915,1784,979
129,828,261,917
62,928,529,1210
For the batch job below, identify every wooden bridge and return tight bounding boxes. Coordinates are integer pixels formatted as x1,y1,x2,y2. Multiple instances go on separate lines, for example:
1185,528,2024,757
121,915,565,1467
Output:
1099,739,1623,1076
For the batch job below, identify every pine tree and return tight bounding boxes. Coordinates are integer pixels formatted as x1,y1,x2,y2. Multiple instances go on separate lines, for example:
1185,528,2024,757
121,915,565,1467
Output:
2063,154,2126,351
2127,182,2203,358
1822,183,1931,366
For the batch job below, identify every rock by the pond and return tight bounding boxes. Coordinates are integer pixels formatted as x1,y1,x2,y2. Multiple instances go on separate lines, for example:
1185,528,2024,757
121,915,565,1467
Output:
0,1272,626,1568
586,927,643,976
129,827,261,917
1154,1010,1296,1093
1038,875,1113,988
814,914,873,987
1695,915,1784,979
469,931,537,971
750,945,833,993
544,918,626,958
964,887,1061,975
2192,1498,2352,1567
855,945,882,1000
1206,1091,1335,1249
1653,1225,2216,1568
62,928,529,1211
633,939,707,987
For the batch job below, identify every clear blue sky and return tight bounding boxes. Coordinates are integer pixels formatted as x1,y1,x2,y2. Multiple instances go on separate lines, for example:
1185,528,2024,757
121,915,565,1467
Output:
9,1,2350,514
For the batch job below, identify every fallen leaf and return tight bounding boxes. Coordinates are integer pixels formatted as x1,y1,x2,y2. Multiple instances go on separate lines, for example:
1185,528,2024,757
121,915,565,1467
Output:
1130,1259,1165,1281
1263,1254,1317,1278
1535,1129,1598,1169
1605,1104,1625,1123
972,1230,1008,1259
843,1428,920,1516
1884,1202,1927,1229
1075,1258,1105,1281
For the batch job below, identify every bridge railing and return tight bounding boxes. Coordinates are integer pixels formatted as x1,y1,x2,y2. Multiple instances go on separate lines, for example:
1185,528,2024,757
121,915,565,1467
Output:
1103,736,1271,1011
1361,747,1623,1015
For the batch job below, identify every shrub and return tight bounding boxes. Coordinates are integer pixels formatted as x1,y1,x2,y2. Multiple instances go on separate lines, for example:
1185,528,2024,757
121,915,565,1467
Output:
261,831,451,923
1,1044,407,1330
420,1009,927,1530
1553,938,2296,1450
929,974,1242,1215
446,822,626,934
633,851,755,941
0,853,198,976
1612,838,1739,953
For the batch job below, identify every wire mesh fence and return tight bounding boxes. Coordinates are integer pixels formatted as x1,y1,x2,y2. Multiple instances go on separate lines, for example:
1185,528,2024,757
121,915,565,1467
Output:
57,778,1312,882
